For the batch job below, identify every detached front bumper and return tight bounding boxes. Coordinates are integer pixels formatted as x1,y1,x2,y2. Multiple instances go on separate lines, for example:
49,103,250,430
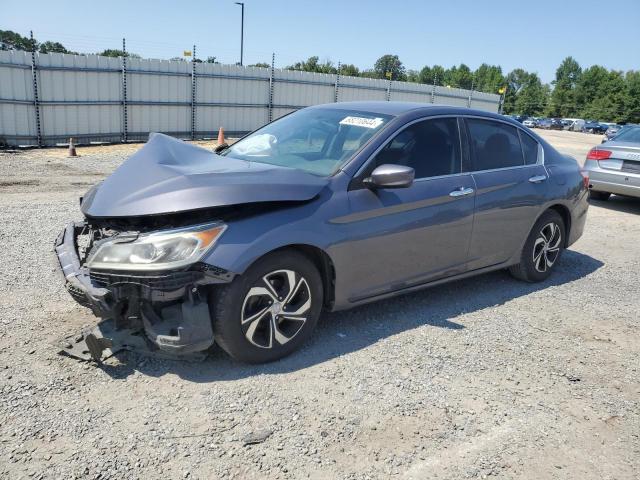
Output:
54,222,232,361
55,223,112,317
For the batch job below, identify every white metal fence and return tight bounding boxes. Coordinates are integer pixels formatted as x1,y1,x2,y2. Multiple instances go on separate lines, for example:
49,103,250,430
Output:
0,50,501,147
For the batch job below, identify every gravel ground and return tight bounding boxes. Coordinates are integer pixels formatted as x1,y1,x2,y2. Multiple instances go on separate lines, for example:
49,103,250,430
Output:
0,130,638,480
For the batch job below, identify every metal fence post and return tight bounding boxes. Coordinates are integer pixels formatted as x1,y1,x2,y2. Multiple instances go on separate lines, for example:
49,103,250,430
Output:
334,61,340,103
121,38,128,143
499,85,507,115
431,73,437,104
468,77,474,108
191,44,196,140
29,31,42,147
386,79,391,101
268,53,275,122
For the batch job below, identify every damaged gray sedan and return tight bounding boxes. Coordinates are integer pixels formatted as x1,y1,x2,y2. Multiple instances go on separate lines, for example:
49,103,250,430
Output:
56,101,589,363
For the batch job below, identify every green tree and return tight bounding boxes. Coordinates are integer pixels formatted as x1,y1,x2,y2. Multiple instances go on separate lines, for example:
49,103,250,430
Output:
425,65,446,86
503,68,533,114
447,64,474,90
339,64,360,77
0,30,35,51
286,56,337,74
417,66,433,84
249,62,270,68
575,66,626,122
473,64,504,93
514,73,548,116
405,69,420,82
39,41,76,54
98,49,140,58
373,54,406,81
0,30,77,54
359,69,378,79
546,56,582,117
624,71,640,124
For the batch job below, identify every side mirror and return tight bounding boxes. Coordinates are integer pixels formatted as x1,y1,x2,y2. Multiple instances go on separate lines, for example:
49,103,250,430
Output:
364,164,415,189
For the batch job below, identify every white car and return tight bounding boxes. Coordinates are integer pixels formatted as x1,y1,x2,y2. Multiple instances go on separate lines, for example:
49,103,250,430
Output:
523,119,537,128
563,118,585,132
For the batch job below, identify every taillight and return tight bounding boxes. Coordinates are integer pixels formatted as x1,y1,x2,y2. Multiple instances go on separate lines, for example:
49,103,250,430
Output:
586,148,612,160
580,170,589,189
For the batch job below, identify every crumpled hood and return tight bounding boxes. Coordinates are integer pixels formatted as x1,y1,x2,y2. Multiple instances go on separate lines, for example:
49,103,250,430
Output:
81,133,329,218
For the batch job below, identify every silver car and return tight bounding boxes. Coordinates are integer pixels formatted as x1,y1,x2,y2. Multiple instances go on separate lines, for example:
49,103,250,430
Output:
584,126,640,200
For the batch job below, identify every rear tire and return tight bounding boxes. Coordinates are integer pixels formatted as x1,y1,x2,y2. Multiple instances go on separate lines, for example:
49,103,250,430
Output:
210,250,323,363
509,210,565,283
589,190,611,201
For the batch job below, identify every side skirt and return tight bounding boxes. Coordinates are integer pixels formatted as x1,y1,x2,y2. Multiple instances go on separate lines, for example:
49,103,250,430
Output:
336,260,516,311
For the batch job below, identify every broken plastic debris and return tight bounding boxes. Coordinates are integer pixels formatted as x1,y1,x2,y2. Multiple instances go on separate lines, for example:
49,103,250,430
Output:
243,429,273,446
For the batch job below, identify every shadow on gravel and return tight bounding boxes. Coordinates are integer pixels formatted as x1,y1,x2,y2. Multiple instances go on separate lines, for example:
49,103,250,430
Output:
590,195,640,215
99,250,603,381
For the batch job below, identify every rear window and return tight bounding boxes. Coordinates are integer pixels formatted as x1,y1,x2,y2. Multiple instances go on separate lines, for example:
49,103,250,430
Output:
519,131,539,165
613,127,640,143
467,119,524,170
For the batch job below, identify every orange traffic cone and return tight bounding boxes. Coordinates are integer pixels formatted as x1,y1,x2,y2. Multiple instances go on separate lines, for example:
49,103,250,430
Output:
68,137,77,157
217,127,225,146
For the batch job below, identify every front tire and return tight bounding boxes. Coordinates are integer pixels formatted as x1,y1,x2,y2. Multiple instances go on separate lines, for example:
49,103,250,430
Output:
210,250,323,363
509,210,565,283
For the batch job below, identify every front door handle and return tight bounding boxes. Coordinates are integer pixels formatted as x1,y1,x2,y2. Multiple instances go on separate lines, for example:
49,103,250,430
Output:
449,187,474,197
528,175,547,183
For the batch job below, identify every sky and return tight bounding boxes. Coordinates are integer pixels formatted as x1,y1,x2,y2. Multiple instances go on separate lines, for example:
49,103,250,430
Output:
3,0,639,83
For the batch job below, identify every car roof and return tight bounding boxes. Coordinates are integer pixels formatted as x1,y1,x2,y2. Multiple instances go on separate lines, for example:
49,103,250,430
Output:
307,101,510,122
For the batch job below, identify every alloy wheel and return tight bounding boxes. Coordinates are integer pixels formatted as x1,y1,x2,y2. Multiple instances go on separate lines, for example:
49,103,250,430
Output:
532,222,562,273
240,269,312,349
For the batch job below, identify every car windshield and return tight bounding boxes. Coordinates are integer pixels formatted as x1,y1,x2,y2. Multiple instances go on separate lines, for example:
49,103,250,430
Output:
613,127,640,143
220,108,393,176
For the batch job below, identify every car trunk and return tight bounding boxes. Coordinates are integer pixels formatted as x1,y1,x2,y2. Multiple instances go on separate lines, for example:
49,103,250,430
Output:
597,143,640,174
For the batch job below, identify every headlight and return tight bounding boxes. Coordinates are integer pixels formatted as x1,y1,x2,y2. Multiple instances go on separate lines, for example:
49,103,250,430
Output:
86,222,226,271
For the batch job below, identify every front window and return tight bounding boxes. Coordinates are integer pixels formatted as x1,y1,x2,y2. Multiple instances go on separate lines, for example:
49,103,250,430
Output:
221,108,392,176
373,117,461,178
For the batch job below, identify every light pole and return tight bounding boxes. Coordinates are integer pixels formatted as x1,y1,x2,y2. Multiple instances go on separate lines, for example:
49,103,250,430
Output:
235,2,244,66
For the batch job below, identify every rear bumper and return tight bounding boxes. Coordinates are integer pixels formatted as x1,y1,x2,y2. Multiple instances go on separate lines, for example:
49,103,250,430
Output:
54,222,232,360
584,162,640,198
590,180,640,198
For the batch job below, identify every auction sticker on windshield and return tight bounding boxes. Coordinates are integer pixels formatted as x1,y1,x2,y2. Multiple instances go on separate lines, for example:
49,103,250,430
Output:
339,116,384,129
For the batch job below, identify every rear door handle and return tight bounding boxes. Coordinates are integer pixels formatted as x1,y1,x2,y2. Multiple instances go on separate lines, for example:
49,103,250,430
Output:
449,187,474,197
528,175,547,183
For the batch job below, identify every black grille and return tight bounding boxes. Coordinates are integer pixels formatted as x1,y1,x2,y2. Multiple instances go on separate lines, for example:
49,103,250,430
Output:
621,161,640,174
195,263,228,276
90,270,203,290
67,283,92,308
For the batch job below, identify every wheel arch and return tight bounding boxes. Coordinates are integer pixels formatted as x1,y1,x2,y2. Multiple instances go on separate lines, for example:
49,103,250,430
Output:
547,204,572,247
245,244,336,310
